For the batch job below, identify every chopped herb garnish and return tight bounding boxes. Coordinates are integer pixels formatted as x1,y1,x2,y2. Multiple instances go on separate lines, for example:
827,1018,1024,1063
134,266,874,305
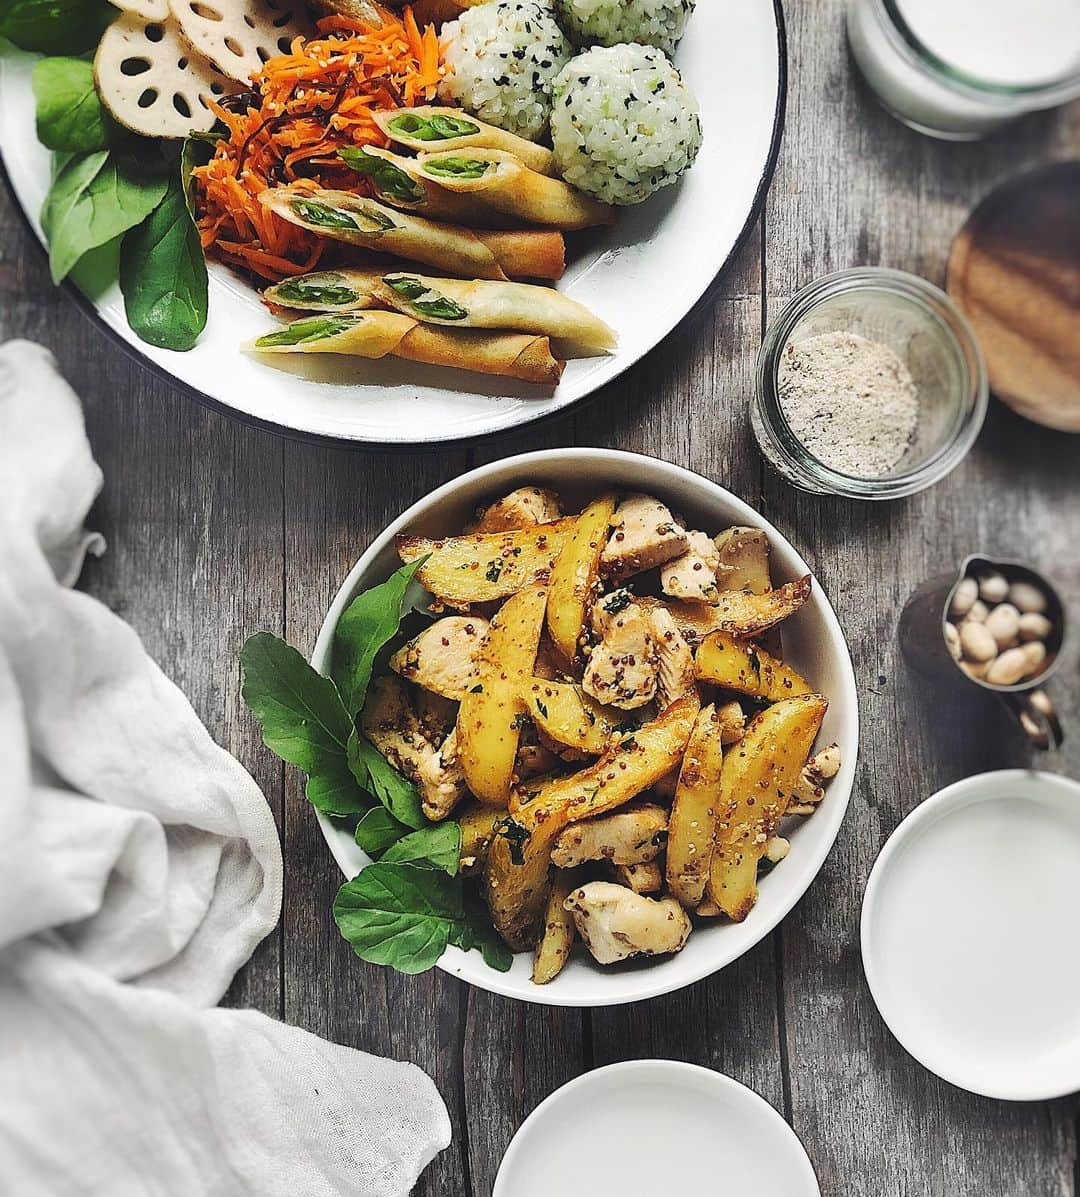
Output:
485,560,503,582
603,590,632,615
470,683,484,694
535,699,548,718
496,817,531,866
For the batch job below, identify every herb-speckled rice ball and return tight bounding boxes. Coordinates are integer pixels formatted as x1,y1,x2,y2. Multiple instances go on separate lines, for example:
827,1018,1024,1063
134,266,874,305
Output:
554,0,696,56
550,44,703,206
438,1,573,141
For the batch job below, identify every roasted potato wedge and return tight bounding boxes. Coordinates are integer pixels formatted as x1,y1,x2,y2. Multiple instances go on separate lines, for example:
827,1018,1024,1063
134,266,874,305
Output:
456,584,548,805
694,631,812,701
523,676,627,755
644,576,811,643
706,693,828,922
458,801,504,875
397,519,575,605
665,704,726,908
532,868,581,984
484,694,700,950
714,526,771,593
546,493,617,663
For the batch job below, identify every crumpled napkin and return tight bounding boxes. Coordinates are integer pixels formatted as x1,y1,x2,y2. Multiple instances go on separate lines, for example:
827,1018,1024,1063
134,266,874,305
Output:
0,340,450,1196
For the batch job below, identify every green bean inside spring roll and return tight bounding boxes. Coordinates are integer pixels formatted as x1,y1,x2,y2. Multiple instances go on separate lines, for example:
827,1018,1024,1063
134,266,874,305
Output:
416,148,615,232
264,269,383,312
248,310,564,386
259,186,507,280
373,105,556,176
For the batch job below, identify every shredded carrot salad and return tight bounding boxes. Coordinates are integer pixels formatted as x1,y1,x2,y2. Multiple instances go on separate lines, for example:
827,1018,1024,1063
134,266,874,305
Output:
193,7,442,282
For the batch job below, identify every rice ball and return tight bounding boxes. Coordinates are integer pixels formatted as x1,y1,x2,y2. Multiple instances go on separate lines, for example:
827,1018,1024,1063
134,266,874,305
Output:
550,44,703,206
438,1,573,141
554,0,696,56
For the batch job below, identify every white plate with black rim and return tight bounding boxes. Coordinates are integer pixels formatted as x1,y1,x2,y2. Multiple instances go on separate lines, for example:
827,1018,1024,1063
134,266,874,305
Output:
0,1,786,446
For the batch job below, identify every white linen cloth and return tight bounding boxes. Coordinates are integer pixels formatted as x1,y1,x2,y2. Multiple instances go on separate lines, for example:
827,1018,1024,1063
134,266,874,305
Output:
0,341,451,1195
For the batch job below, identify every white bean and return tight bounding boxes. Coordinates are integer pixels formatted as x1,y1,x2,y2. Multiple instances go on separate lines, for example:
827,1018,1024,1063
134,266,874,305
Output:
1018,612,1053,642
960,621,997,663
950,577,978,618
986,647,1030,686
965,599,989,624
1008,581,1048,614
978,572,1009,603
944,621,962,661
984,603,1020,649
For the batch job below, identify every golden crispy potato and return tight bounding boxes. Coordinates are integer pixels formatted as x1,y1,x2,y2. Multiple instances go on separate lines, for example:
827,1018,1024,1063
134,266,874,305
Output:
458,801,504,875
694,631,811,701
714,527,771,593
665,704,726,908
397,519,575,606
456,585,548,805
484,694,700,950
532,869,581,984
546,493,617,663
523,676,627,755
706,693,828,922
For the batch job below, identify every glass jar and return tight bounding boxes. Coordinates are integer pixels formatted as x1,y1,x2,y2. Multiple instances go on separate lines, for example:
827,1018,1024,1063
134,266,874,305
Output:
751,268,988,500
847,0,1080,139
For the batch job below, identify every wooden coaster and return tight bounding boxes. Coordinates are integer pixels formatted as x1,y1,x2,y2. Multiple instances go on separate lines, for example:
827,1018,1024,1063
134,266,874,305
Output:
947,162,1080,433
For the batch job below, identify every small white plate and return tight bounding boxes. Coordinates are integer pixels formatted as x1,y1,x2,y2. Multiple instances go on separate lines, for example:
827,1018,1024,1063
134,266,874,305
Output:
862,770,1080,1101
493,1061,820,1197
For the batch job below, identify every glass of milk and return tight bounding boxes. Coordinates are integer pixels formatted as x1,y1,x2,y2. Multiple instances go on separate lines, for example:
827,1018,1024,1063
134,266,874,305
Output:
847,0,1080,139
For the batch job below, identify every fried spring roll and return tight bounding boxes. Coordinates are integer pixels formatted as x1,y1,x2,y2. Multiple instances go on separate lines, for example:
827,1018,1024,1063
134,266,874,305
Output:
475,230,565,281
374,104,555,176
265,268,616,355
259,187,507,281
248,311,565,386
417,148,615,231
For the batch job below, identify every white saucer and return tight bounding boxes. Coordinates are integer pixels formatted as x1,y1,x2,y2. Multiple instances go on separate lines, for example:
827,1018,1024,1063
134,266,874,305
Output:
862,770,1080,1101
493,1061,820,1196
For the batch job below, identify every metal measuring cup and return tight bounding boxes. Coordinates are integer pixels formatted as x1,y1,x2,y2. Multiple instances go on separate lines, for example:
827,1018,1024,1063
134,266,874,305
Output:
898,554,1065,749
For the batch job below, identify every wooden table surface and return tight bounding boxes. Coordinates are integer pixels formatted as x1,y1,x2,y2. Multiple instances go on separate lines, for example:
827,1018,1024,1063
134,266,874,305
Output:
3,4,1079,1194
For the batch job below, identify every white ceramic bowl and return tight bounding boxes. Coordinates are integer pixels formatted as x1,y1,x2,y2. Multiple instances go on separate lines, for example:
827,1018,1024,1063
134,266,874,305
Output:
312,449,859,1006
862,769,1080,1100
493,1061,820,1196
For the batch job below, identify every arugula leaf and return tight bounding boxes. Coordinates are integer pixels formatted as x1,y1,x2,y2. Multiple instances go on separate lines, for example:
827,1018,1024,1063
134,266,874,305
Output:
120,174,209,351
0,0,111,54
240,632,369,817
41,150,167,284
331,557,427,716
333,863,464,973
382,822,461,874
352,735,425,829
33,57,110,153
451,899,514,972
354,806,409,856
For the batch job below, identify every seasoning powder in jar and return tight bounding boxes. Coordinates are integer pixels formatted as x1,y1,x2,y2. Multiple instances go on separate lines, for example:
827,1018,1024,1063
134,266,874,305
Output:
777,331,919,477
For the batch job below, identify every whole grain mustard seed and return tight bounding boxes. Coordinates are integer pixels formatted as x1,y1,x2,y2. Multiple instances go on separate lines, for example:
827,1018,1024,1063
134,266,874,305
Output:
777,331,920,477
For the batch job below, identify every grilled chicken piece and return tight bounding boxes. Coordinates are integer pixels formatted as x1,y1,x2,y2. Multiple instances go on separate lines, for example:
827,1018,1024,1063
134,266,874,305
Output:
648,605,696,708
613,860,663,894
590,588,634,639
660,530,722,604
715,699,746,744
600,494,687,581
414,689,459,743
582,600,658,710
516,740,561,780
551,804,669,868
390,615,490,700
361,675,468,821
564,882,691,965
787,742,842,815
471,487,562,534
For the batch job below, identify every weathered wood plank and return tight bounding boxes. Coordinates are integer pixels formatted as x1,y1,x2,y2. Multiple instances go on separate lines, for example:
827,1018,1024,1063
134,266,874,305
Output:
765,4,1080,1194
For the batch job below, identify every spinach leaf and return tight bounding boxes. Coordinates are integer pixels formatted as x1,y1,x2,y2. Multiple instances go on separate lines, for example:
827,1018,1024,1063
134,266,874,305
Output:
180,133,216,215
351,735,425,829
0,0,111,54
382,822,461,874
240,632,370,817
331,557,427,716
120,175,208,351
41,150,167,284
33,57,110,152
333,863,464,973
354,806,410,856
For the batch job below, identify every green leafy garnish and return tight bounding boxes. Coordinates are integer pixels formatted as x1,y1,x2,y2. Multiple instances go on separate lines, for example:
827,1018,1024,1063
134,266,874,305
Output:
452,899,514,971
382,822,462,874
41,149,168,284
331,557,427,716
384,276,467,322
273,273,359,308
355,806,410,856
0,0,112,54
254,315,353,347
387,111,480,142
32,57,110,152
350,736,425,830
239,633,370,817
339,146,423,203
422,156,492,181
